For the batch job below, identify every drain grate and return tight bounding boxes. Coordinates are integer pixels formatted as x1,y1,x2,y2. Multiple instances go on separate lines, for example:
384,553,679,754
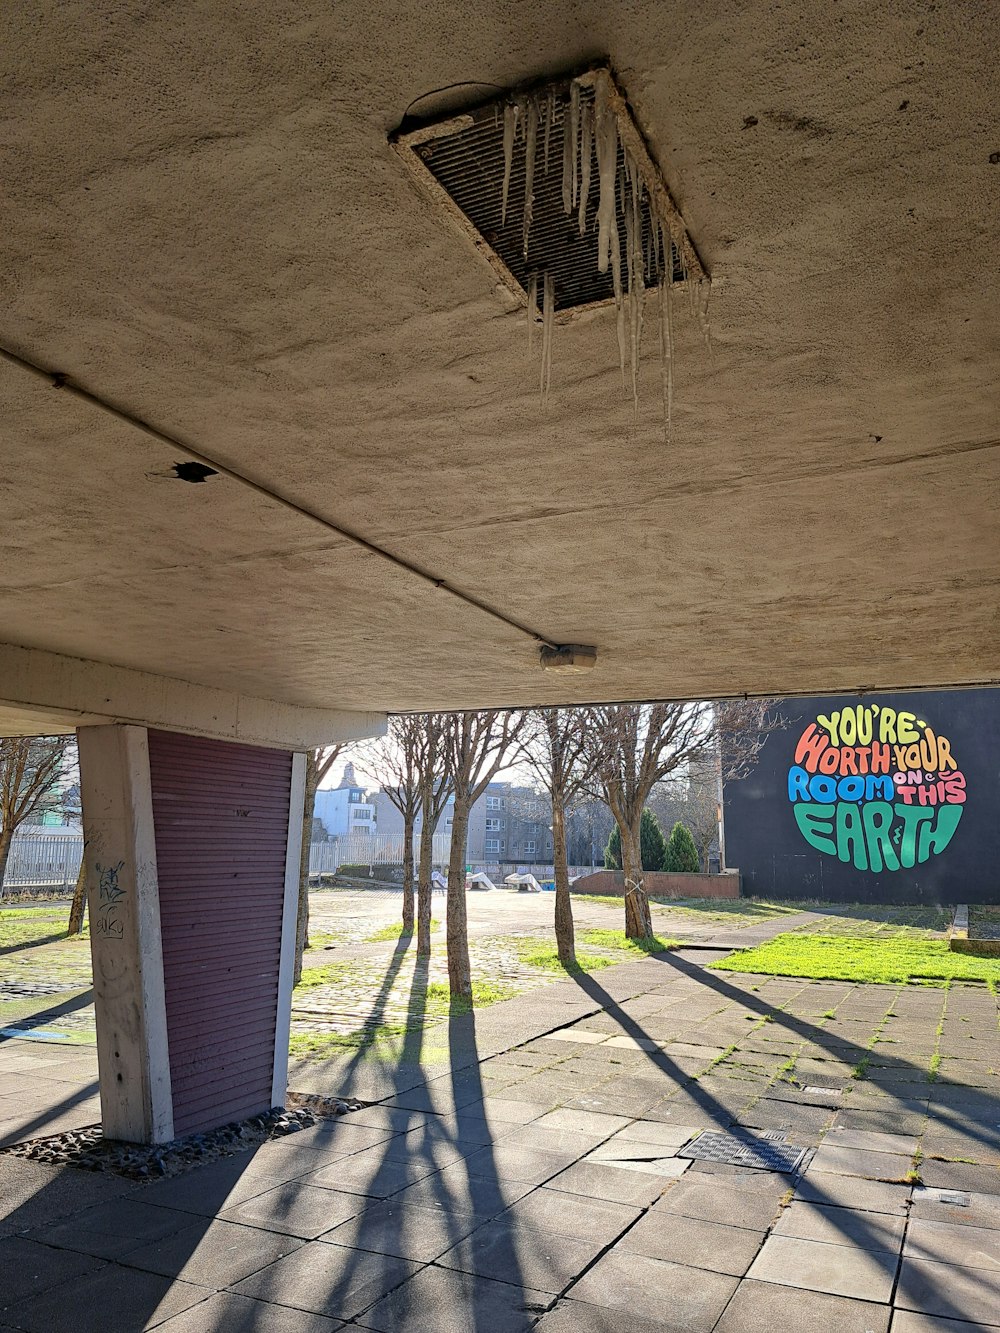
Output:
678,1130,806,1174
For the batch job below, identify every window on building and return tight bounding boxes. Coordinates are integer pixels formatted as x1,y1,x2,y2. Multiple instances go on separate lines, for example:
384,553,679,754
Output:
485,838,502,855
524,840,537,856
486,796,505,810
352,808,372,821
485,818,505,832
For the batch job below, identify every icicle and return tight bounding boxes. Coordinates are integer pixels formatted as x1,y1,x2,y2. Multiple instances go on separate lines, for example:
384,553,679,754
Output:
501,102,517,226
622,156,645,419
523,97,539,260
570,81,581,208
561,93,573,213
543,89,554,174
527,274,538,355
611,210,626,387
658,221,674,444
594,78,617,271
540,272,555,405
578,102,593,236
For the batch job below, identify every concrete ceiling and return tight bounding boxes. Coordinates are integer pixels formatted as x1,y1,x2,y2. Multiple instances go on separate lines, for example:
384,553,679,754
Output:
2,1,998,719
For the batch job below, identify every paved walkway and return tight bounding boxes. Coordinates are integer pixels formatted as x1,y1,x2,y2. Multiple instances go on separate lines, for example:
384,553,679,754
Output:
2,928,999,1331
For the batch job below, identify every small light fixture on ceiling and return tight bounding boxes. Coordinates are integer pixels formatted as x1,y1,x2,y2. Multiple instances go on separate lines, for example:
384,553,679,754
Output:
540,644,597,671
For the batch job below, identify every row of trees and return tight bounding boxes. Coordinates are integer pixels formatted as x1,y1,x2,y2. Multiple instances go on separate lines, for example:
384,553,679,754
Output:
603,810,701,875
298,700,779,999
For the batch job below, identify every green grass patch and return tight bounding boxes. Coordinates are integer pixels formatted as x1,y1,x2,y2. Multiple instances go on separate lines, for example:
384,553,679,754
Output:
365,919,439,943
0,908,70,950
712,933,1000,986
425,979,519,1010
295,961,366,991
513,940,616,975
580,928,680,956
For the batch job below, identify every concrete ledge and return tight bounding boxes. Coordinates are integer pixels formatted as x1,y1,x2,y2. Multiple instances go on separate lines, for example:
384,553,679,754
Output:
0,641,385,749
572,869,741,900
948,904,1000,956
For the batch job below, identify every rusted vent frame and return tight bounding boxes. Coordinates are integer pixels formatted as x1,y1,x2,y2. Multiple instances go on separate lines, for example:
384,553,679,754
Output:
391,66,706,318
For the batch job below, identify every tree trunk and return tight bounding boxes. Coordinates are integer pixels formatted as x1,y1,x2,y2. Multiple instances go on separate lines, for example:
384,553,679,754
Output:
294,754,320,985
401,811,415,932
67,855,87,935
446,797,473,1004
552,796,576,967
416,811,434,958
621,821,653,939
0,827,13,903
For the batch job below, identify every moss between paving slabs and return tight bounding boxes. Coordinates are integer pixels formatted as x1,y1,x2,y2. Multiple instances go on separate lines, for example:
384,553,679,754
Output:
712,932,1000,986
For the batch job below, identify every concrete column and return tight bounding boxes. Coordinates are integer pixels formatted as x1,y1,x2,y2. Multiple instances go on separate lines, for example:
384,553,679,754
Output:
272,751,306,1106
77,724,173,1144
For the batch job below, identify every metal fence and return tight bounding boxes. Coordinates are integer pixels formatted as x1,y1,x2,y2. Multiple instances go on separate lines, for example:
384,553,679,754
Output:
309,831,453,877
2,832,84,890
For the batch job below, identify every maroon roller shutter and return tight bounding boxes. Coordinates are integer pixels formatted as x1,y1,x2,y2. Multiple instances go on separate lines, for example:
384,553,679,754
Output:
147,729,292,1136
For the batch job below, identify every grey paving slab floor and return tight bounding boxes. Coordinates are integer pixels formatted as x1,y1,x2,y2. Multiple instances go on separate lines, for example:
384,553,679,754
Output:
2,934,1000,1330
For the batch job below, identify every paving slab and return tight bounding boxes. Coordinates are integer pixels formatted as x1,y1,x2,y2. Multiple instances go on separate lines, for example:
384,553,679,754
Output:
436,1218,605,1294
918,1162,1000,1194
232,1240,419,1319
619,1209,766,1276
904,1218,1000,1273
321,1199,480,1262
0,1235,103,1306
355,1263,550,1332
496,1189,640,1245
795,1173,912,1215
808,1145,914,1182
544,1159,675,1207
567,1249,738,1329
121,1217,302,1286
532,1108,631,1137
910,1188,1000,1231
654,1174,787,1230
0,1158,134,1239
534,1296,697,1331
2,1265,210,1333
306,1151,441,1199
136,1155,312,1217
154,1290,345,1331
460,1143,578,1185
773,1200,907,1252
392,1169,533,1219
219,1181,364,1238
895,1257,1000,1325
890,1311,1000,1331
747,1233,898,1302
824,1127,921,1156
28,1197,197,1259
715,1279,891,1332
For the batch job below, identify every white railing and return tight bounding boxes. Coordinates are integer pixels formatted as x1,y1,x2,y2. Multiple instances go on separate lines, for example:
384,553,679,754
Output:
309,831,453,876
2,832,84,889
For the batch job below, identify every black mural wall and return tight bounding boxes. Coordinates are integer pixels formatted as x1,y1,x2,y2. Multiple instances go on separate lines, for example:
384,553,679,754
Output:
724,688,1000,905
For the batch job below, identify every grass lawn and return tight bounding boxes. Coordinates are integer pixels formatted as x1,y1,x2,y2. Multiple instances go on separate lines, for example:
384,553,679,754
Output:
712,932,1000,987
579,928,681,956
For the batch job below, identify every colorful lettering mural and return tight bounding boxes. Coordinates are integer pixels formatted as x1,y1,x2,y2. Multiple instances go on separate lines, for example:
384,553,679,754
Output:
787,705,966,871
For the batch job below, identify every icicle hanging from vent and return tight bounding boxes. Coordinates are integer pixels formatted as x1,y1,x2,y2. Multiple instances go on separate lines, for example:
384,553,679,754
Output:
492,69,705,424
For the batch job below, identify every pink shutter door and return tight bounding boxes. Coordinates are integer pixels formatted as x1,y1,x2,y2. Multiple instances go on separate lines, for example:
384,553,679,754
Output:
147,729,292,1136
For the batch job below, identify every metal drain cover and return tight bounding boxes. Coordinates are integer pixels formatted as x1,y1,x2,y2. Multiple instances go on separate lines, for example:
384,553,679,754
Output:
678,1130,805,1174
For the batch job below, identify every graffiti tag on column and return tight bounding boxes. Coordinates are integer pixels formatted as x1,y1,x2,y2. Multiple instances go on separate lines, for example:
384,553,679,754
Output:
94,860,126,939
786,704,966,871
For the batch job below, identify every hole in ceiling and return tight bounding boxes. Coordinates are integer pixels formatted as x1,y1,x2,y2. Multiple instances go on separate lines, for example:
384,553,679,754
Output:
172,462,218,483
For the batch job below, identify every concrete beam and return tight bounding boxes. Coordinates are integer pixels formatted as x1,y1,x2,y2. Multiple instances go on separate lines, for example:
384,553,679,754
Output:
0,642,385,749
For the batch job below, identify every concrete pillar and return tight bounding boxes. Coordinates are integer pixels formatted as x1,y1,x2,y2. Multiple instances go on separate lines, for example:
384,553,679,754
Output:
77,724,173,1143
78,724,305,1146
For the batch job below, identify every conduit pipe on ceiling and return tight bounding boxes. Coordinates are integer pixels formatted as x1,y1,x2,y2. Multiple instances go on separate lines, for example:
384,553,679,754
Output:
0,343,562,654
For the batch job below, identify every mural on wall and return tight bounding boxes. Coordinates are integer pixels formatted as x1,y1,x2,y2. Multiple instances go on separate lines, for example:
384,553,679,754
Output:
787,704,966,872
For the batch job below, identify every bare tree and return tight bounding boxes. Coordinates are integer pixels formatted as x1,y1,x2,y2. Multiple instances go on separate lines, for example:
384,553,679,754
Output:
294,743,345,984
356,715,424,932
0,736,71,900
414,714,453,958
523,708,600,967
589,704,716,939
443,710,526,1003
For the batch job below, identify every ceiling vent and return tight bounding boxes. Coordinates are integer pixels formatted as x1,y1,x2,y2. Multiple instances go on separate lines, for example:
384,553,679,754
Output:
392,66,706,317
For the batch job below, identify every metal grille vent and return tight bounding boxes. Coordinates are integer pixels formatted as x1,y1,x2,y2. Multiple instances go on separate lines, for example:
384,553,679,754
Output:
393,67,705,316
678,1130,806,1174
